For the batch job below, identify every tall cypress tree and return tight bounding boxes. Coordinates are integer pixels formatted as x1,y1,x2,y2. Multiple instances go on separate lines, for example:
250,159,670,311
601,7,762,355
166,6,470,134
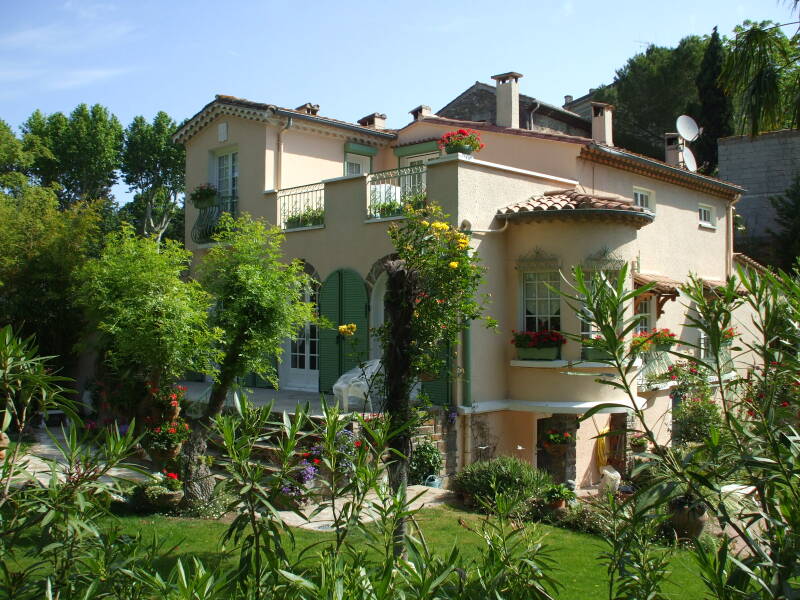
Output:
694,27,733,173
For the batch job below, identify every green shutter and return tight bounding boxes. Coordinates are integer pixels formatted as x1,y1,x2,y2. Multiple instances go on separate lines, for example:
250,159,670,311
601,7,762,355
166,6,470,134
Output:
422,345,451,406
318,268,369,393
341,269,369,374
318,270,342,393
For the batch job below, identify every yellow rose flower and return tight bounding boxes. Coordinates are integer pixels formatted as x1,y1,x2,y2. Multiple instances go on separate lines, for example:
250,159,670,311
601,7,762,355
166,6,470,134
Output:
338,323,357,336
449,261,459,269
421,220,430,227
431,221,449,231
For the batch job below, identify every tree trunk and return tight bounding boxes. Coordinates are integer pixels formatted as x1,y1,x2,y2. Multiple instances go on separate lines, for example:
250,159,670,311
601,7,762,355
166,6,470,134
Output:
179,329,247,509
383,260,417,558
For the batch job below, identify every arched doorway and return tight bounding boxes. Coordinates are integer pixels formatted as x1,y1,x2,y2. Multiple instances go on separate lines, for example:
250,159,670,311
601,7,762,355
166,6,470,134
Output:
318,268,369,393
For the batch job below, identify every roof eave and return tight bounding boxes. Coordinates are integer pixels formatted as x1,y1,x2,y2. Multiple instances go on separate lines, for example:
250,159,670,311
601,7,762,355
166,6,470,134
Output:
584,143,744,198
498,208,654,228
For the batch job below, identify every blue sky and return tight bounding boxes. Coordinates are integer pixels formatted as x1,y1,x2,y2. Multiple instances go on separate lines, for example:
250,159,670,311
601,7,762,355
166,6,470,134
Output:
0,0,794,203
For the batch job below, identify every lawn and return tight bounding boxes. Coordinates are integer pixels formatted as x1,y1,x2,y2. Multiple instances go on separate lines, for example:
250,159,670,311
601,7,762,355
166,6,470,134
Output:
90,504,707,600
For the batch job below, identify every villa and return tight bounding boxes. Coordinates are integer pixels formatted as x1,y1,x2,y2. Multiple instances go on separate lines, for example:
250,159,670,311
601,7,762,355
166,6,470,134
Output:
175,71,754,489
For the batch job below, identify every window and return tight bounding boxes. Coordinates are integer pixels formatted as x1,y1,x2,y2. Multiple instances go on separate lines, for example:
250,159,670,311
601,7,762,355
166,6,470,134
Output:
216,150,238,212
291,288,319,370
635,297,653,334
698,204,715,228
633,188,654,211
345,152,370,176
522,272,561,332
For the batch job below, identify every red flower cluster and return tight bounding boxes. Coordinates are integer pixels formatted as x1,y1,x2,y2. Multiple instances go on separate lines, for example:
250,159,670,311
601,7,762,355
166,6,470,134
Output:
164,471,179,480
511,329,567,349
438,129,485,153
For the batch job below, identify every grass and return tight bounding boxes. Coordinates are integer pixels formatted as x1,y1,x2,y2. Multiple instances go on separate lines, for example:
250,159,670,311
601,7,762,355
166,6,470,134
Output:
48,503,707,600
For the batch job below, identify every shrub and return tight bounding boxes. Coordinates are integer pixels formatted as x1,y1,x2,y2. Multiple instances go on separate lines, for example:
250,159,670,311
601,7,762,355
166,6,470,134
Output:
453,456,552,512
529,497,608,535
672,397,722,445
409,438,443,485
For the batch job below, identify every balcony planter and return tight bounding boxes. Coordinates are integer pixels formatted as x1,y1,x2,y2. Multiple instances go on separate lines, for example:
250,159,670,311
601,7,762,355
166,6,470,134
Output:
445,143,474,155
517,347,559,360
583,347,613,362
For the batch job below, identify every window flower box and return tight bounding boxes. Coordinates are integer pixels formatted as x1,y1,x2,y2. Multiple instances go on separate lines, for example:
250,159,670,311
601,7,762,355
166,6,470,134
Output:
517,346,559,360
511,330,566,361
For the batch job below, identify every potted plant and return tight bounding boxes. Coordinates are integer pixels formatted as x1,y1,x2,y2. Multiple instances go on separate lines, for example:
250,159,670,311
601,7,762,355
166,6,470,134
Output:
511,329,566,360
542,429,573,456
544,483,576,510
148,383,187,421
630,328,677,354
629,432,648,452
721,327,737,346
144,418,190,463
668,494,708,538
582,336,613,361
438,129,485,155
285,206,324,229
132,471,184,511
189,183,218,209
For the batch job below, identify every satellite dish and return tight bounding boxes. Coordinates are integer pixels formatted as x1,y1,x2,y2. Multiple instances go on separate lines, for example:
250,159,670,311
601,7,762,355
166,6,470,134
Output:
676,115,700,142
683,147,698,172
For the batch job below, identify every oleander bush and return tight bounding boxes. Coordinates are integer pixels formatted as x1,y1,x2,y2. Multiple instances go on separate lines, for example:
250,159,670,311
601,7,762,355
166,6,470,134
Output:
453,456,553,512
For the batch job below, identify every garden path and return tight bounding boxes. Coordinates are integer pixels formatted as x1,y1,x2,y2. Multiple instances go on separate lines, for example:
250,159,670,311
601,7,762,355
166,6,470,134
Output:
277,485,456,531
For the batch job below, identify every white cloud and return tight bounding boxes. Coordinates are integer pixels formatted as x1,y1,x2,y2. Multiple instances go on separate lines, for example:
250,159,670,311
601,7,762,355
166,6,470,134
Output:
0,67,44,83
45,67,131,90
0,22,135,53
563,1,575,17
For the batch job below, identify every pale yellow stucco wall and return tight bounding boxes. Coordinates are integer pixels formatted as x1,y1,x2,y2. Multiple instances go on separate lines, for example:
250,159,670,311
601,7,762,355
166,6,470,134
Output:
397,121,582,182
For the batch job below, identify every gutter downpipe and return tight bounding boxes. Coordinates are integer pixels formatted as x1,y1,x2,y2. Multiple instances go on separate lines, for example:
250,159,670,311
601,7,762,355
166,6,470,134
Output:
275,116,293,191
726,197,739,278
461,321,473,469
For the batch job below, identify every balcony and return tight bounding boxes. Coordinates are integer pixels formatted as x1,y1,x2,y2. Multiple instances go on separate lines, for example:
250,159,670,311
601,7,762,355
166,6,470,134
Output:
366,164,427,220
279,183,325,230
191,195,237,244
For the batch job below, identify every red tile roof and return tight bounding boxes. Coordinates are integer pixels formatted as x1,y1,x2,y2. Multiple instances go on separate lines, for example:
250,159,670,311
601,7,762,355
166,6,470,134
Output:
499,189,647,214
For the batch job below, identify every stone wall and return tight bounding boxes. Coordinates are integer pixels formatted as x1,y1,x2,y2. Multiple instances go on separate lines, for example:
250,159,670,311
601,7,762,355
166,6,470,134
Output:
438,86,590,138
719,129,800,265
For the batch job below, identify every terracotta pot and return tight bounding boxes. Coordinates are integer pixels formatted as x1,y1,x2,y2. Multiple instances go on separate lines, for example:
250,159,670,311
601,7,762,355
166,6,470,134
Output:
148,444,182,463
669,500,708,538
419,371,438,382
547,499,566,510
163,405,181,420
0,432,10,450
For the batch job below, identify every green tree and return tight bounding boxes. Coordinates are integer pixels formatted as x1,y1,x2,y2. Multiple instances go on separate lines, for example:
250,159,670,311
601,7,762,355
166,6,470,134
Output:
769,173,800,270
380,204,492,555
22,104,123,208
693,27,733,173
0,120,101,371
594,36,706,158
722,19,800,136
121,112,185,242
117,191,185,245
75,226,219,417
181,213,314,507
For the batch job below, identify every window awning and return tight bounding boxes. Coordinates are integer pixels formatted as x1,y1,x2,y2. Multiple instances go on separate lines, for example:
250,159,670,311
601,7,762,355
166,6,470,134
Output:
633,273,681,317
460,397,650,415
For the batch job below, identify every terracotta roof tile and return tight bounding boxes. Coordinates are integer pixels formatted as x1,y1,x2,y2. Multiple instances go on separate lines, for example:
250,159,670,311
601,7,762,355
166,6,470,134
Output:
733,252,770,274
499,189,650,216
633,273,682,295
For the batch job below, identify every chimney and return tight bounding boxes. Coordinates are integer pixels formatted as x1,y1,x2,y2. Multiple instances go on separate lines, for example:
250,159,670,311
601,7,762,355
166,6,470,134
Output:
491,71,523,128
591,102,614,146
563,94,574,107
357,112,387,129
296,103,320,116
409,105,433,121
664,133,683,167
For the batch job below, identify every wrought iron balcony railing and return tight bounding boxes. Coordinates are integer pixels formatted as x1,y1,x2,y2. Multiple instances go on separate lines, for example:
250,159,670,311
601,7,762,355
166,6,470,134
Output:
367,165,427,220
191,195,237,244
279,183,325,230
